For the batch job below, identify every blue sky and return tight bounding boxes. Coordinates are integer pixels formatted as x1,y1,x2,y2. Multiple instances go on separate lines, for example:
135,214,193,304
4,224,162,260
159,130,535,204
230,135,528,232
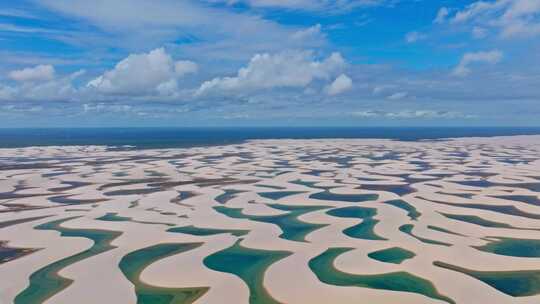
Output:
0,0,539,127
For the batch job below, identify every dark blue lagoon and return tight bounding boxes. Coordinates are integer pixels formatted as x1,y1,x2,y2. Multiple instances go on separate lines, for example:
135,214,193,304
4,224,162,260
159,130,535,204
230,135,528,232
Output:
1,127,540,148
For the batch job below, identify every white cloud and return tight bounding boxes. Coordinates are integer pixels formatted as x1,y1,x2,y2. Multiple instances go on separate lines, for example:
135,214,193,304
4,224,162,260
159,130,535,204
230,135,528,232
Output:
372,84,394,95
452,1,503,23
405,31,426,43
352,109,474,119
21,70,84,101
0,105,43,113
156,79,179,96
0,85,16,101
34,0,327,60
450,0,540,38
434,7,449,23
291,24,324,41
207,0,385,11
351,110,381,117
0,23,59,34
452,50,503,77
83,103,133,113
0,9,38,19
175,60,198,75
387,91,408,100
0,69,85,102
196,51,346,95
87,48,196,95
385,110,471,119
8,64,55,82
472,26,488,38
325,74,352,95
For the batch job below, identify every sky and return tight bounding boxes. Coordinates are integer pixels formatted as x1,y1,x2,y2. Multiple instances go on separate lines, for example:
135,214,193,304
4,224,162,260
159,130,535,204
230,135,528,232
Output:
0,0,539,127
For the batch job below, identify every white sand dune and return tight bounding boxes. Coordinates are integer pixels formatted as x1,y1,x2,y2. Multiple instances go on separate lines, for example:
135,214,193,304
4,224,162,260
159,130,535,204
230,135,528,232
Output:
0,136,540,304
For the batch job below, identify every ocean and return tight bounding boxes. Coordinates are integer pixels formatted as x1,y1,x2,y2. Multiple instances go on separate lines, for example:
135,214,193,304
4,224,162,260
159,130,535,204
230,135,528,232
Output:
0,127,539,149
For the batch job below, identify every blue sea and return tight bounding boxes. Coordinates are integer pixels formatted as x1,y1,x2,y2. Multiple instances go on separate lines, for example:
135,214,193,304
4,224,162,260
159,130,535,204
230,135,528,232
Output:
0,127,539,149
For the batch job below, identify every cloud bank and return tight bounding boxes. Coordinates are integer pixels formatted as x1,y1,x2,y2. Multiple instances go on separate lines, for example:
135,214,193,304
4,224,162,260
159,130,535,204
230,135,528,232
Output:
87,48,197,96
196,51,346,95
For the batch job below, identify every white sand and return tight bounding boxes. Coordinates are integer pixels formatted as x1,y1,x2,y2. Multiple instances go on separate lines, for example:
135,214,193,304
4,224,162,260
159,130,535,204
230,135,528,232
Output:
0,136,540,303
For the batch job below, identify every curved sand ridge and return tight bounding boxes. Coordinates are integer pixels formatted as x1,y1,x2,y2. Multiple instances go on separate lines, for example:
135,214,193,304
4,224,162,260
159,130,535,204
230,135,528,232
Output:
0,136,540,303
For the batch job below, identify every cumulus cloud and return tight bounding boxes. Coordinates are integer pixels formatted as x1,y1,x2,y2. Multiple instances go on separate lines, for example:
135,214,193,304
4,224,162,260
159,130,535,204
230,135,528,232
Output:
0,68,85,103
0,48,202,103
405,31,426,43
325,74,353,95
87,48,197,95
196,51,346,95
14,69,84,101
450,0,540,38
8,64,55,82
452,50,503,77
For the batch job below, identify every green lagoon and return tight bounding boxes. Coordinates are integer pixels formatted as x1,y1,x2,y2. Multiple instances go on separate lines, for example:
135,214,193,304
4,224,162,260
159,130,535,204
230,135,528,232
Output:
15,217,122,304
435,261,540,297
214,204,329,242
368,247,416,264
310,247,454,304
204,240,291,304
327,206,387,240
119,242,209,304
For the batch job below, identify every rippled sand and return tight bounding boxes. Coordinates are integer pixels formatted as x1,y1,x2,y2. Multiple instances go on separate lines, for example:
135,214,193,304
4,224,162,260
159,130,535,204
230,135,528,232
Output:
1,136,540,304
